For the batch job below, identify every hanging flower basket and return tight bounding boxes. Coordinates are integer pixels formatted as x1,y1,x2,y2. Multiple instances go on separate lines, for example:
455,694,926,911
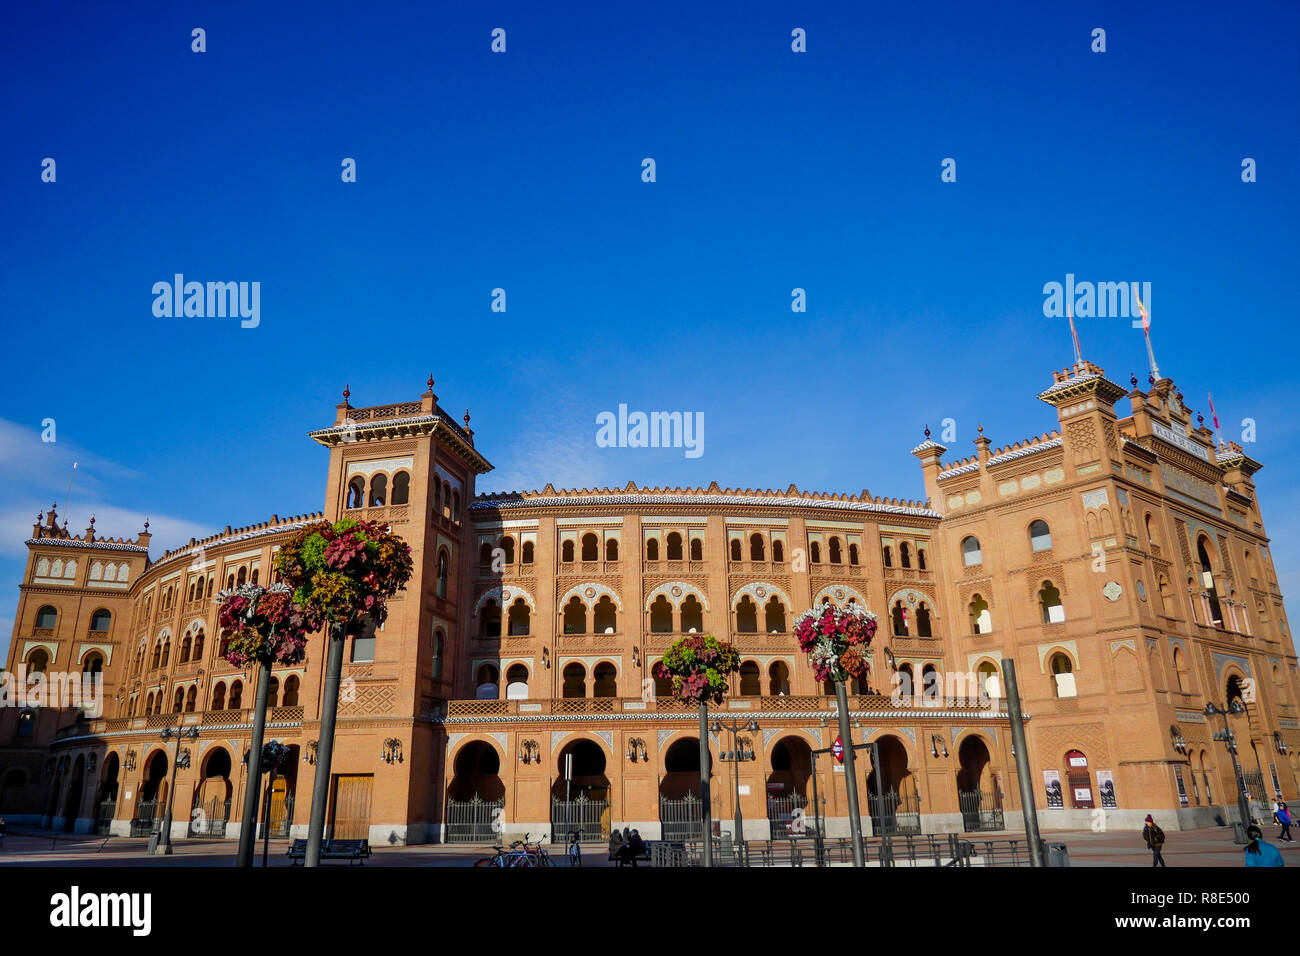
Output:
652,634,740,705
261,740,291,773
274,518,414,635
215,582,314,668
794,601,878,684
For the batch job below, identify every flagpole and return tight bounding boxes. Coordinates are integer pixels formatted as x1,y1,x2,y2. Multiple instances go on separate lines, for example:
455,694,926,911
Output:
1135,294,1160,381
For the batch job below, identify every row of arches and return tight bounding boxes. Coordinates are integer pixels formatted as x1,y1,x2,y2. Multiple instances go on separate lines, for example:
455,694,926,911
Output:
21,646,105,675
129,675,301,717
32,605,113,633
346,470,412,509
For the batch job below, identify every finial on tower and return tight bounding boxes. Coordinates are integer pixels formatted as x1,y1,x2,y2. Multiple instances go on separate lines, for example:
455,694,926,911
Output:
143,517,150,533
1130,373,1139,389
924,424,931,439
463,409,471,428
342,384,350,402
427,374,435,391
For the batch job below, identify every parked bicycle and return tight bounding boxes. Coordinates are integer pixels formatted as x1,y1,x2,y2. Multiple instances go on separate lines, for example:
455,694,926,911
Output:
474,834,553,867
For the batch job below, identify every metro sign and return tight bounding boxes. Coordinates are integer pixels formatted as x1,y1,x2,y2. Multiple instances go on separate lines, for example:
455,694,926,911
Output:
832,736,844,764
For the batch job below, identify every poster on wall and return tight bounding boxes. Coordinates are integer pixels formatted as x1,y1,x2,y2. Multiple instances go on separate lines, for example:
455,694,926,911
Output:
1043,770,1064,808
1097,770,1117,808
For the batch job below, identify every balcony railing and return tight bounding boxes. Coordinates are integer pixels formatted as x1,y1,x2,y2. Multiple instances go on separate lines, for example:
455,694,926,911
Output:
444,694,999,719
53,705,307,740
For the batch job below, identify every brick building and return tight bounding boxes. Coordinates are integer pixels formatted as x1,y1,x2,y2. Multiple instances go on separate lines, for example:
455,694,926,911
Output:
1,360,1296,844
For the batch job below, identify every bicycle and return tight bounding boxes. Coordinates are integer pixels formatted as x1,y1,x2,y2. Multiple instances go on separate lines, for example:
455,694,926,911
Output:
474,834,553,867
567,830,583,867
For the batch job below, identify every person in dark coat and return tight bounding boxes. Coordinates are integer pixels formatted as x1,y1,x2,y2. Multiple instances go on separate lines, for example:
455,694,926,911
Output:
608,828,625,865
626,828,646,868
1142,814,1166,867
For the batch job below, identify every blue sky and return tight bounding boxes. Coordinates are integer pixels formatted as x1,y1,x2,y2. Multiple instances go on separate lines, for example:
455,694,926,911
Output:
2,0,1298,658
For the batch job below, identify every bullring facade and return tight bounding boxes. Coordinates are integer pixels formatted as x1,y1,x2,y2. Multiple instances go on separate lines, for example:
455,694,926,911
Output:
2,358,1297,844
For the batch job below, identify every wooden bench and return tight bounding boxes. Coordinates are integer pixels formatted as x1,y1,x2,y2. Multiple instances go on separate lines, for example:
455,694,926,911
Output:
287,838,371,865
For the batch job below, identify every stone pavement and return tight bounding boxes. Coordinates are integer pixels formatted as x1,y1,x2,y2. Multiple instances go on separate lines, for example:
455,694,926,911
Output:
0,824,1294,867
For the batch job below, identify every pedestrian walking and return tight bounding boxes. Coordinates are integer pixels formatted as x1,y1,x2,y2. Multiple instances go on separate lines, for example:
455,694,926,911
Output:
1244,825,1286,867
1278,802,1294,842
1142,814,1167,867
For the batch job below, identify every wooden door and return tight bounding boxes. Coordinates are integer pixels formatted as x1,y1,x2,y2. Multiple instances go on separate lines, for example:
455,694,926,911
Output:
330,774,373,840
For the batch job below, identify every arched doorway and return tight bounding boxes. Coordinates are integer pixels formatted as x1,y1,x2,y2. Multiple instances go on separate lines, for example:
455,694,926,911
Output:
132,750,168,836
866,735,919,834
551,738,611,842
766,735,813,837
0,768,26,814
660,736,714,840
62,755,86,831
94,754,119,834
445,741,505,843
193,748,233,836
956,736,1004,831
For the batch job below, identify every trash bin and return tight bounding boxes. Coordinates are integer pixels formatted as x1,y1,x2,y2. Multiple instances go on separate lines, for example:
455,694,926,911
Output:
1044,841,1070,867
1231,822,1249,845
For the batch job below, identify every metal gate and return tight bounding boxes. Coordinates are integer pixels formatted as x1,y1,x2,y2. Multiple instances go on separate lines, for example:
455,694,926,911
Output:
130,799,158,837
260,791,294,839
445,795,505,843
1242,770,1267,802
659,794,704,841
868,789,921,835
551,794,610,843
190,797,231,837
93,799,116,835
958,789,1005,832
767,794,810,839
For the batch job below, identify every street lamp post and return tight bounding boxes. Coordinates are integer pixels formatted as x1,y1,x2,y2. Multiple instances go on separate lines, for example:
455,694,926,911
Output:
712,718,759,863
1205,699,1253,832
155,725,198,854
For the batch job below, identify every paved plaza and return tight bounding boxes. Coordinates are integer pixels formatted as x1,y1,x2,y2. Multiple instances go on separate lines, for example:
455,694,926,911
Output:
1,824,1293,868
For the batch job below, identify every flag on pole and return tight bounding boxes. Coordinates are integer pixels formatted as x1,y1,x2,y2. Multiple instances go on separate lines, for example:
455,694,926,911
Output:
1067,304,1083,368
1208,393,1220,431
1134,290,1150,330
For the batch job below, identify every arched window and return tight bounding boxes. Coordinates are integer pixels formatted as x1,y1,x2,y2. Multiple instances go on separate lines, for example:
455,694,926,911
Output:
1145,513,1158,548
593,596,618,634
562,663,586,698
736,596,758,633
882,546,891,568
521,541,534,564
266,677,280,708
433,481,442,517
730,539,742,562
185,686,197,712
581,534,599,561
430,631,444,680
160,639,170,667
1198,538,1224,626
691,538,704,561
667,533,683,560
593,662,617,697
476,664,500,699
1049,653,1075,698
562,540,575,563
179,634,192,663
829,537,842,564
768,661,790,695
346,476,366,509
650,595,673,634
212,683,226,710
173,688,185,713
810,542,821,564
236,567,247,587
646,538,660,561
499,536,515,564
26,647,49,673
896,664,915,698
479,542,493,566
969,594,991,634
283,675,300,706
507,598,531,636
765,597,787,633
892,601,909,636
451,490,460,521
229,680,243,709
391,471,410,505
368,473,388,507
962,536,982,566
1039,581,1065,623
899,543,912,568
680,595,704,633
90,608,111,632
1171,646,1188,693
916,603,933,637
605,538,619,562
750,533,765,562
436,550,449,599
35,605,57,629
739,661,761,696
1029,519,1052,552
480,599,502,638
192,629,205,659
82,651,104,675
848,543,859,566
921,664,940,700
226,573,236,590
917,548,927,571
150,641,161,670
563,597,587,634
505,664,528,700
978,661,1001,698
